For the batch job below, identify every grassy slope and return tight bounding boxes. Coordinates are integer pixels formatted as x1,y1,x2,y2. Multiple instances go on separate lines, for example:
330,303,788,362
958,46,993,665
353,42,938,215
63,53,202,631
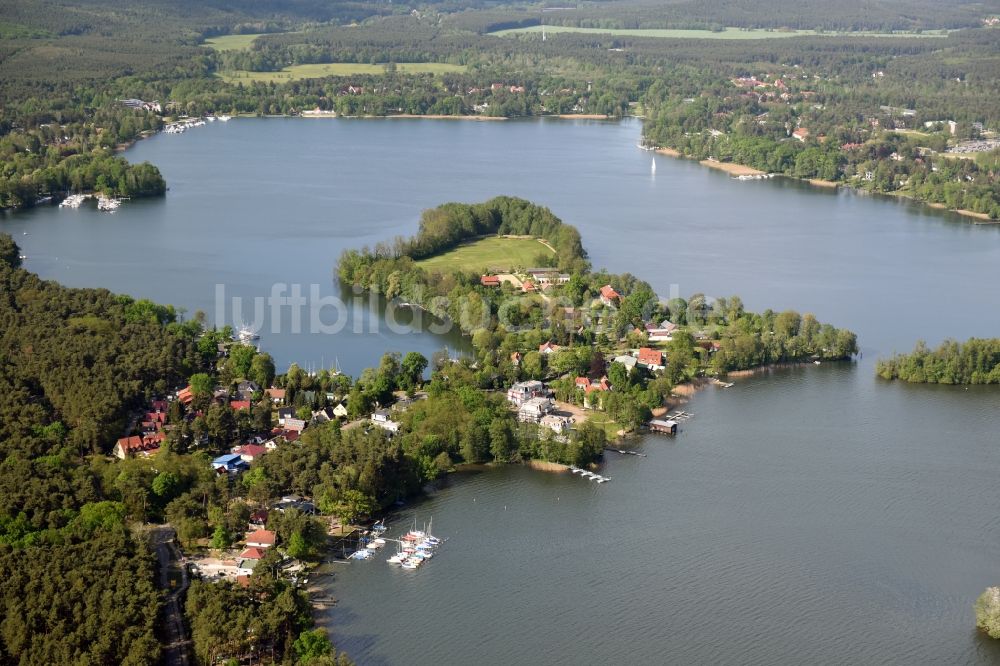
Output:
217,62,467,83
416,237,554,273
491,25,948,39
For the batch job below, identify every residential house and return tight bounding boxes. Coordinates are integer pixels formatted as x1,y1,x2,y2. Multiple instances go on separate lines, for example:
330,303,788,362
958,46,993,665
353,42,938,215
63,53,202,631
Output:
599,285,621,307
792,127,810,142
236,381,260,401
637,347,666,371
612,355,638,372
213,453,248,474
311,407,334,423
540,413,573,434
236,559,258,577
518,397,553,423
538,341,562,355
522,280,536,293
232,444,267,462
510,352,522,366
239,546,265,560
284,418,307,433
245,529,276,548
265,387,286,404
277,407,295,425
507,380,546,406
480,275,501,287
113,435,160,459
332,403,349,419
229,400,251,411
248,510,268,529
371,409,401,433
176,386,194,405
645,320,678,342
583,376,611,409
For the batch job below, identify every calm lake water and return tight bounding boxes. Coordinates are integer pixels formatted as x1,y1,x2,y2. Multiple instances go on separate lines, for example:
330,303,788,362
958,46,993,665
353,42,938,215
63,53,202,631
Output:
4,117,1000,663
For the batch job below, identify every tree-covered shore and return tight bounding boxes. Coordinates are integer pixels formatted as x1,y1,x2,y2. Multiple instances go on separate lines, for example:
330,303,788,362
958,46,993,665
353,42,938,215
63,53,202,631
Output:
877,338,1000,384
2,0,999,216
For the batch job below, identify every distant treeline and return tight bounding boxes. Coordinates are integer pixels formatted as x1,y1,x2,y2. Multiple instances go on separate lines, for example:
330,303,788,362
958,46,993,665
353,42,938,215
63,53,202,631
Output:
877,338,1000,384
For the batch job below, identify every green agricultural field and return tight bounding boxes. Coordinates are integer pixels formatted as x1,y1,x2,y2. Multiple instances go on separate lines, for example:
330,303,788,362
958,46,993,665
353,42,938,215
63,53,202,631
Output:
218,62,466,83
490,25,947,39
416,237,554,273
203,33,267,51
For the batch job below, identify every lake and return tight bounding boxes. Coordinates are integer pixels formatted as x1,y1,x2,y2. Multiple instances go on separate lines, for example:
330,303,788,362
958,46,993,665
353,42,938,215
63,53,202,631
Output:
4,117,1000,663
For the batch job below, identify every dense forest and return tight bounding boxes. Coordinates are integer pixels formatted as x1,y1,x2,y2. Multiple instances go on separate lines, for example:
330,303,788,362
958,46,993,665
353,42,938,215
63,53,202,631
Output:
2,0,999,211
876,338,1000,384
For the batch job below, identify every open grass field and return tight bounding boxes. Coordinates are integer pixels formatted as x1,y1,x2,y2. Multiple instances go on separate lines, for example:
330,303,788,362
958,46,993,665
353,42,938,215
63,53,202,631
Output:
416,237,553,273
218,62,466,83
203,33,267,51
490,25,947,39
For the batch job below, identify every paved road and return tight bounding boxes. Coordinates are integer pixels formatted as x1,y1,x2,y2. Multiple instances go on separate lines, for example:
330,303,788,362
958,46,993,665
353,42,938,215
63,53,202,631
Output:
151,526,191,666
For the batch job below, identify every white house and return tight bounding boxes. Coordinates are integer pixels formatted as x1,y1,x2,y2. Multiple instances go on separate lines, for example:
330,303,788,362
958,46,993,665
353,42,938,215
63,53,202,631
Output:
540,413,573,434
518,397,553,423
507,380,546,406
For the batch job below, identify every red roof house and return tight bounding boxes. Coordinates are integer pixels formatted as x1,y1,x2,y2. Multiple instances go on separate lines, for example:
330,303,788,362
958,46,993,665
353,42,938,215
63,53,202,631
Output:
239,546,266,560
230,400,251,411
245,529,276,548
637,347,665,369
480,275,501,287
599,285,620,306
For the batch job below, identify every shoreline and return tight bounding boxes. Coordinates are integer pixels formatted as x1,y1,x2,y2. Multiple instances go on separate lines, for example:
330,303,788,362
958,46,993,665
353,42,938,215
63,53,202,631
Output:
654,145,997,222
926,202,996,223
699,158,765,177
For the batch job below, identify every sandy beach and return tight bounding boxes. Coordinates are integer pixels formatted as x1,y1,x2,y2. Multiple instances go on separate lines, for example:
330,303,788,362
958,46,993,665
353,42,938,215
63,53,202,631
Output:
927,202,996,222
699,159,765,177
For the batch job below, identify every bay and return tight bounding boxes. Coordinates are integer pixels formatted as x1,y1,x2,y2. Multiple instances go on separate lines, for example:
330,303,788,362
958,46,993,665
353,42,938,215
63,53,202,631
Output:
3,116,1000,663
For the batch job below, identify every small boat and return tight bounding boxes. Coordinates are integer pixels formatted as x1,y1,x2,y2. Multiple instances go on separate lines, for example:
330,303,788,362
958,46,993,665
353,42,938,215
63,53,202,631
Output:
366,538,386,550
387,552,407,564
350,549,373,560
237,325,259,342
400,560,420,569
651,159,656,175
218,115,232,122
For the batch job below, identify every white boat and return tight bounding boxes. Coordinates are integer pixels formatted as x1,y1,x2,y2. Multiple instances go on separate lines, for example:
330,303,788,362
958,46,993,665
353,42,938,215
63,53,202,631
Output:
96,196,121,212
59,194,87,208
237,325,259,341
218,115,232,122
350,549,373,560
366,538,386,550
400,560,420,569
387,552,407,564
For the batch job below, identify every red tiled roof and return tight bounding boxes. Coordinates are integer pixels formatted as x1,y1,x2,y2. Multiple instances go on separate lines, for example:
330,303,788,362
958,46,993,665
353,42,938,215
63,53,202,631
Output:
538,341,561,353
239,546,265,560
177,386,194,404
245,529,276,547
638,347,663,366
600,285,620,301
522,280,536,292
234,444,267,459
230,400,251,411
265,388,286,400
575,377,591,388
480,275,501,286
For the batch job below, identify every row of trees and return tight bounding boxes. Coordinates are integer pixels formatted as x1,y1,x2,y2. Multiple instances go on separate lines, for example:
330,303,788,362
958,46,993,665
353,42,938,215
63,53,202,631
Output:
877,338,1000,384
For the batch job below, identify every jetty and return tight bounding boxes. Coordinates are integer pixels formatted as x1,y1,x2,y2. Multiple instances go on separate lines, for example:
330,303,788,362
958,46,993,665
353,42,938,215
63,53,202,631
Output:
605,448,647,457
568,466,610,483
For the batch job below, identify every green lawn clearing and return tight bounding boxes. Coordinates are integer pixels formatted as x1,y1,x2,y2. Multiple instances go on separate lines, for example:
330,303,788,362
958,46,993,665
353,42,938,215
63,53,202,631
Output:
416,237,554,273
